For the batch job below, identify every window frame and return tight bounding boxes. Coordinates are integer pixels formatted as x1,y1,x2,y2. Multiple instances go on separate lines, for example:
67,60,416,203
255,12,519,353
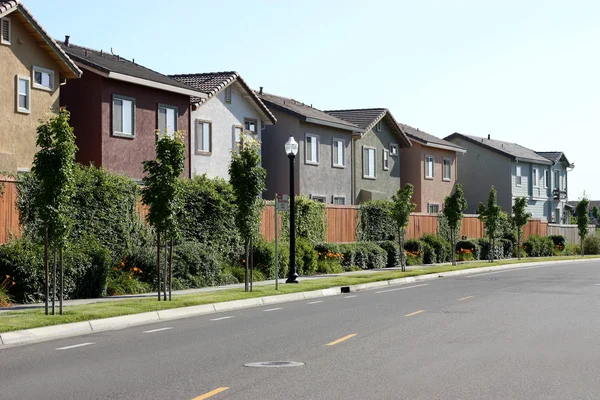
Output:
311,195,327,203
195,119,212,155
544,170,550,189
157,103,178,138
532,168,539,188
232,124,243,153
244,118,258,136
112,94,136,138
32,66,55,92
553,170,560,190
425,154,434,179
383,149,389,171
305,133,319,165
375,120,382,132
428,203,440,214
16,75,31,114
443,158,452,181
1,17,11,46
224,86,232,104
362,146,376,179
389,143,398,156
516,165,522,186
332,138,345,168
332,196,346,205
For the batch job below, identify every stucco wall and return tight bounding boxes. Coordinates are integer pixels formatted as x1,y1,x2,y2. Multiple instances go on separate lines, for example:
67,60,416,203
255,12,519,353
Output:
190,81,264,179
354,118,401,204
0,15,62,172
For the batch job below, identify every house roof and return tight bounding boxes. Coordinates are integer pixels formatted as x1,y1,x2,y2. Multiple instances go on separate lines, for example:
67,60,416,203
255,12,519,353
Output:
0,1,81,79
536,151,573,167
257,92,362,133
445,133,552,165
169,72,276,124
398,123,465,153
58,41,206,98
324,108,411,147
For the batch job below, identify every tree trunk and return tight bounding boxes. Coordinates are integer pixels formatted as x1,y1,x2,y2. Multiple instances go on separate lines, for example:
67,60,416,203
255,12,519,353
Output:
245,238,250,292
163,241,167,301
399,229,406,272
156,230,161,301
169,238,174,301
52,245,57,315
490,237,495,263
517,231,521,260
44,224,49,315
451,230,456,266
581,237,585,257
59,247,64,315
250,237,253,293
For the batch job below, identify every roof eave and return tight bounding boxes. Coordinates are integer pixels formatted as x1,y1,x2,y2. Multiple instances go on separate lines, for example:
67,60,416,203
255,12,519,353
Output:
304,117,362,133
425,142,467,154
515,157,553,165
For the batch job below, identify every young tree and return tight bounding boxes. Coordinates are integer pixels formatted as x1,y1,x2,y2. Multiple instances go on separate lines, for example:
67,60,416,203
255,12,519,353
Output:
141,131,185,301
511,197,531,260
30,109,77,315
391,184,416,272
229,133,266,292
592,205,599,225
443,184,468,266
477,187,503,262
576,197,591,256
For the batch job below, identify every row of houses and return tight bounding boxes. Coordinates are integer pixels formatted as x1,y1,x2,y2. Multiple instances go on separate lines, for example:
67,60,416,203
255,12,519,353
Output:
0,0,575,224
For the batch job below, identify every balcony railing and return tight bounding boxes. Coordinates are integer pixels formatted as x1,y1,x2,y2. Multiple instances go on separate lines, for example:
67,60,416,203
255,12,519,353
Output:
553,189,567,200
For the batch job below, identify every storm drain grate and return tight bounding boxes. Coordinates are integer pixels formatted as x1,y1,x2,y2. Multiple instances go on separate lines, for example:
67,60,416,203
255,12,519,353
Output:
244,361,305,368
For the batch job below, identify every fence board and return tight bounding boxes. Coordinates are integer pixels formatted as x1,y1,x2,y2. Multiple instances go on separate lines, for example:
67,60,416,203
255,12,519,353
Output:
547,224,596,244
326,205,357,243
0,178,21,243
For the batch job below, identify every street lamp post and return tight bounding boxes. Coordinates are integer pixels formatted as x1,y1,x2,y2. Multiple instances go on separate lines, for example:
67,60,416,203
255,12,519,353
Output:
285,136,299,284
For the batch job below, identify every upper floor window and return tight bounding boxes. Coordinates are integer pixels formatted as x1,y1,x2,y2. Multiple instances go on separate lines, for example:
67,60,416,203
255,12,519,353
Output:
443,158,452,181
554,170,560,190
224,86,232,104
363,146,376,178
544,170,550,189
244,119,257,137
383,149,389,171
516,165,522,186
232,125,243,153
375,121,382,132
195,119,211,154
311,195,326,203
532,168,539,188
1,17,11,45
389,143,398,156
16,76,31,114
112,94,135,137
332,196,346,205
32,66,54,91
425,155,434,179
428,203,440,214
305,134,319,164
332,138,344,167
158,104,177,137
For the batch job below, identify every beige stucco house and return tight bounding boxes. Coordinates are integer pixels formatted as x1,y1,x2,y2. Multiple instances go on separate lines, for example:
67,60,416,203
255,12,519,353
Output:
0,0,81,173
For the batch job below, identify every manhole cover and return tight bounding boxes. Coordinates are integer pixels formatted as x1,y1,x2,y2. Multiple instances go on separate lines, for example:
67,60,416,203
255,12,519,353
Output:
244,361,305,368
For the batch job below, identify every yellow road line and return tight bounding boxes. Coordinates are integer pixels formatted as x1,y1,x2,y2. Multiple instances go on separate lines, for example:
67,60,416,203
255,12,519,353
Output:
327,334,357,346
458,296,474,301
193,387,229,400
405,310,425,317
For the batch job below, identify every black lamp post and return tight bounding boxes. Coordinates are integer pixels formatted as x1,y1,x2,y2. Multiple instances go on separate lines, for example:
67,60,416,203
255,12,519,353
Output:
285,136,299,284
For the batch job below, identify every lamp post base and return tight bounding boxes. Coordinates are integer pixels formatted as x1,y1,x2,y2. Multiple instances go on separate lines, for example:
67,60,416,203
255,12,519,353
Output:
286,275,299,284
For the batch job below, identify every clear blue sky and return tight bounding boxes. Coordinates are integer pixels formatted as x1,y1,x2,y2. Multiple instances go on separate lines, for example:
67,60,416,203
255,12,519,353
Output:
27,0,599,200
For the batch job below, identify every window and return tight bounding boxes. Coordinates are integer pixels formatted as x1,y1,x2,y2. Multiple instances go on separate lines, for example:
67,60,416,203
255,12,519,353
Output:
232,125,243,152
516,165,522,186
376,121,382,132
195,120,211,154
158,104,177,137
554,170,560,190
305,134,319,164
112,95,135,137
443,158,452,181
32,66,54,91
1,17,10,45
428,203,440,214
311,195,326,203
544,170,550,189
363,147,376,178
332,138,344,167
383,149,389,171
244,118,257,134
389,143,398,156
532,168,539,187
224,86,232,104
16,76,30,113
332,196,346,205
425,155,434,178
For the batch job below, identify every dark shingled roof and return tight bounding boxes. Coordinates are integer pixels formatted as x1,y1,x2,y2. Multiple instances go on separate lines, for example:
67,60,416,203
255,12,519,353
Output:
58,41,198,92
536,152,563,163
257,92,361,132
325,108,411,147
398,123,465,152
445,133,552,165
170,72,276,124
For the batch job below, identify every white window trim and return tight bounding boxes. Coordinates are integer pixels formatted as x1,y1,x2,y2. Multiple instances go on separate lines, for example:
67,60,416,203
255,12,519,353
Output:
553,170,560,190
1,17,11,45
443,157,452,181
332,138,345,168
305,133,319,165
332,195,346,205
516,165,522,187
32,66,55,91
532,168,539,188
389,143,398,156
195,119,212,155
383,149,389,171
543,170,549,189
428,203,440,214
157,103,178,137
362,146,376,179
310,194,327,203
232,124,243,153
425,154,434,179
112,94,136,138
16,75,31,114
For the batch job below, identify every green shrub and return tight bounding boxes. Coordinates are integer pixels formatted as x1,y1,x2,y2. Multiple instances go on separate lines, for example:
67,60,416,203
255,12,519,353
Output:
477,238,505,260
250,237,290,280
523,235,554,257
0,237,45,303
337,242,386,270
314,243,344,274
217,273,239,285
564,242,580,256
420,234,450,263
377,240,401,268
316,259,344,274
223,265,246,283
0,275,15,306
498,238,514,259
584,235,600,255
456,240,480,260
421,242,436,264
106,268,151,296
66,236,113,298
281,196,327,245
549,235,566,254
295,238,318,275
357,200,395,241
172,241,222,289
404,239,424,266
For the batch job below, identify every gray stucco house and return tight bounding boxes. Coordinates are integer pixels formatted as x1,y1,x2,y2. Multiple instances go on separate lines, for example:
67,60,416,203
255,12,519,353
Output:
170,72,276,179
325,108,412,204
258,91,362,204
445,133,574,223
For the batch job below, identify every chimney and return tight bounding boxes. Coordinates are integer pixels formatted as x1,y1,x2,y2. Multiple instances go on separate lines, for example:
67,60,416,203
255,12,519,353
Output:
259,86,263,95
64,35,70,46
487,134,490,140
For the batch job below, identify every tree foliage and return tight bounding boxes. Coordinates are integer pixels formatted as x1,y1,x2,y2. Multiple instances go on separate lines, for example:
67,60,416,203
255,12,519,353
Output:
477,187,503,262
390,184,416,271
511,197,531,260
576,197,591,256
592,205,599,224
357,200,395,241
443,184,467,265
281,196,327,245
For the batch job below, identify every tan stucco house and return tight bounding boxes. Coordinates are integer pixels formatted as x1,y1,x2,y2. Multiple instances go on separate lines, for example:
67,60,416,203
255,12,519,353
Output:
0,0,81,174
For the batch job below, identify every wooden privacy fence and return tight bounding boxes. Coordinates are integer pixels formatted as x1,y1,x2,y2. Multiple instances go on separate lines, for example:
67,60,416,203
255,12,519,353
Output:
548,224,596,244
0,177,21,243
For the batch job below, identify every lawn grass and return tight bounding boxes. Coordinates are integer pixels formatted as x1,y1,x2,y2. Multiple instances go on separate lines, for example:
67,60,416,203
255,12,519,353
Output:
1,255,598,333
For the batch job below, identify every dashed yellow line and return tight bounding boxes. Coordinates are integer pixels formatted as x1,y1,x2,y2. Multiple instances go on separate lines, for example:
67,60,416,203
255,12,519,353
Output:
327,334,357,346
458,296,474,301
192,387,229,400
405,310,425,317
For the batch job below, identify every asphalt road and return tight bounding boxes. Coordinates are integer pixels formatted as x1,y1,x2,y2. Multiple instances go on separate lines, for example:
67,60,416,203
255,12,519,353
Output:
1,260,599,400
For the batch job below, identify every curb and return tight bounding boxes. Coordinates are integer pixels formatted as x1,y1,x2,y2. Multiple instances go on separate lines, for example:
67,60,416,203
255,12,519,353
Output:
0,258,595,348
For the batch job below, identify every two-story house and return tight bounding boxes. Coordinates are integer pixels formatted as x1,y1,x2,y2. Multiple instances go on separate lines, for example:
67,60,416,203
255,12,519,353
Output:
536,152,574,224
58,38,207,180
398,124,466,213
169,72,276,179
258,91,362,204
325,109,412,204
445,133,572,223
0,0,81,173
